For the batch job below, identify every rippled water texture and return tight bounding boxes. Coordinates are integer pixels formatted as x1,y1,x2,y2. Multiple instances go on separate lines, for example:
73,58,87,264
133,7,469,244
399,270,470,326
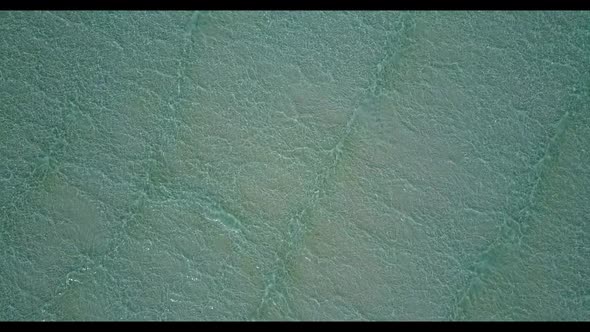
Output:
0,11,589,321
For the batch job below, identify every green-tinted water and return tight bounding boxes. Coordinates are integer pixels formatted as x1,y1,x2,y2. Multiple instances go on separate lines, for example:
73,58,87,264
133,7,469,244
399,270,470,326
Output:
0,11,589,321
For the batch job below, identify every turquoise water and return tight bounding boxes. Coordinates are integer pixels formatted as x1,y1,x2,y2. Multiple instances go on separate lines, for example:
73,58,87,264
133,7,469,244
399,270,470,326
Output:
0,11,589,321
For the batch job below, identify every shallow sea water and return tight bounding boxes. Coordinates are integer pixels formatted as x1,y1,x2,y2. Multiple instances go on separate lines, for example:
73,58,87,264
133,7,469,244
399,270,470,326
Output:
0,11,589,320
